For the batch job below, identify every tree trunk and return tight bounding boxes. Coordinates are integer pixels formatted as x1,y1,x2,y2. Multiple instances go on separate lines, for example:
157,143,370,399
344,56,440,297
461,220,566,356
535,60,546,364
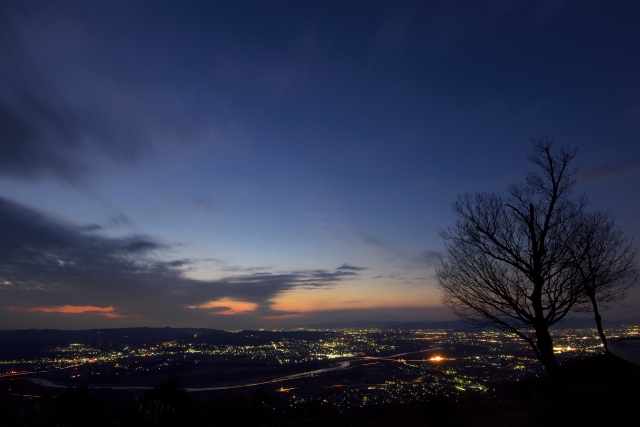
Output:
534,324,557,373
531,276,558,373
589,293,608,350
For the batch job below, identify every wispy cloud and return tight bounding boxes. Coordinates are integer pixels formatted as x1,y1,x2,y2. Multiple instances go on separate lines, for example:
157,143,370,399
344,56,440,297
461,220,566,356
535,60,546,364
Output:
193,199,215,216
0,196,361,323
337,263,366,271
410,251,443,268
0,23,139,183
0,21,213,185
187,298,258,315
358,233,442,270
359,235,405,259
27,305,129,318
580,159,639,182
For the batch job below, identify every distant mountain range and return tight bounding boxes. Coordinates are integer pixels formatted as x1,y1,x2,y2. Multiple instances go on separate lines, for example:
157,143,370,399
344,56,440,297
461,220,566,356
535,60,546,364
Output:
1,317,638,346
550,316,640,329
0,327,326,359
0,327,225,344
307,317,640,331
306,320,479,330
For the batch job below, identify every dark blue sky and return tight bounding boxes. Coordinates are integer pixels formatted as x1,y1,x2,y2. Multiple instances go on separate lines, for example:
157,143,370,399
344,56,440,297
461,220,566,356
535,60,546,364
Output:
1,0,639,329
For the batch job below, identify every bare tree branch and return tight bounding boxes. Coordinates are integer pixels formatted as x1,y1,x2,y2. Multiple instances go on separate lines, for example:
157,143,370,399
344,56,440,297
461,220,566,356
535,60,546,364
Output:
571,210,639,348
436,137,584,373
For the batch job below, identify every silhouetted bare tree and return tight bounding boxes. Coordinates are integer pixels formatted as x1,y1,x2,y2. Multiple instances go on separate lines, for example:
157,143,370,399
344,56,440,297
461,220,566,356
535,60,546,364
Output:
437,138,586,373
572,210,638,349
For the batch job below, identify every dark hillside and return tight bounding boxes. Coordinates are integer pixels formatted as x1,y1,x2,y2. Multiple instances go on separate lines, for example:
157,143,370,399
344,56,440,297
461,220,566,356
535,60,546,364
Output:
455,353,640,427
517,353,640,427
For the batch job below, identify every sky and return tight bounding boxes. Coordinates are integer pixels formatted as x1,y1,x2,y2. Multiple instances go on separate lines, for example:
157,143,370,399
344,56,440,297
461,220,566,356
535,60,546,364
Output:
1,0,639,330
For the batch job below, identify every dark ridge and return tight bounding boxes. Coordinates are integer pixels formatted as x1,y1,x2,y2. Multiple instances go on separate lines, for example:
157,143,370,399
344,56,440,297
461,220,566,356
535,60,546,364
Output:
0,327,331,359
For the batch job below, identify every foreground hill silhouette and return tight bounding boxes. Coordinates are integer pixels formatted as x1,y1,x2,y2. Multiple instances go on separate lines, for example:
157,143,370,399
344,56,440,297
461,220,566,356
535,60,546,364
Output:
516,353,640,427
454,353,640,427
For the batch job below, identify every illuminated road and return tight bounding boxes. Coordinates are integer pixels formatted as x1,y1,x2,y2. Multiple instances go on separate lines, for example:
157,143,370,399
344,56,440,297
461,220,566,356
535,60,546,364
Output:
29,361,353,391
185,346,444,391
185,360,352,391
385,347,442,358
28,346,442,391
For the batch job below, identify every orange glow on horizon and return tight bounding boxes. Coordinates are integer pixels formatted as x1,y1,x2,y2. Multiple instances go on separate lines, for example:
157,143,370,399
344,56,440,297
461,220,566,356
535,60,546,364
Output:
187,298,258,315
261,313,303,320
272,297,435,313
270,280,441,314
27,305,127,318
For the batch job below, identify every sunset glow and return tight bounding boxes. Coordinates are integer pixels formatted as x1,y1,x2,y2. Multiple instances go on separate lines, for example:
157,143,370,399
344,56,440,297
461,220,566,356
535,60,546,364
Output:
271,283,440,313
188,299,258,315
1,1,638,330
27,305,125,318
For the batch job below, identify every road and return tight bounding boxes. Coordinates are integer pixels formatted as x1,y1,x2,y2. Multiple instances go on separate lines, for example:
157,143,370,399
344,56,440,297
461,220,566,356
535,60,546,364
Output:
28,346,441,391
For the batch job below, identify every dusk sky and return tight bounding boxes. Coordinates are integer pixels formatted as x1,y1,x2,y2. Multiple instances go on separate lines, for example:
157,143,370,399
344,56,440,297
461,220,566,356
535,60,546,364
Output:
1,0,639,330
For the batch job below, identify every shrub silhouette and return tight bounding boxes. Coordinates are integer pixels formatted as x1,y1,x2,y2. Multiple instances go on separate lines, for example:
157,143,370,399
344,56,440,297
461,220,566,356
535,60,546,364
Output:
422,392,456,427
138,373,192,427
54,383,101,426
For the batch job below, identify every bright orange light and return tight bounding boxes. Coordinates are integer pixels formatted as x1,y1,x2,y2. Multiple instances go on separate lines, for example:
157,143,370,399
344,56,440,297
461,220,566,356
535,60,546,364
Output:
429,356,445,362
187,298,257,315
